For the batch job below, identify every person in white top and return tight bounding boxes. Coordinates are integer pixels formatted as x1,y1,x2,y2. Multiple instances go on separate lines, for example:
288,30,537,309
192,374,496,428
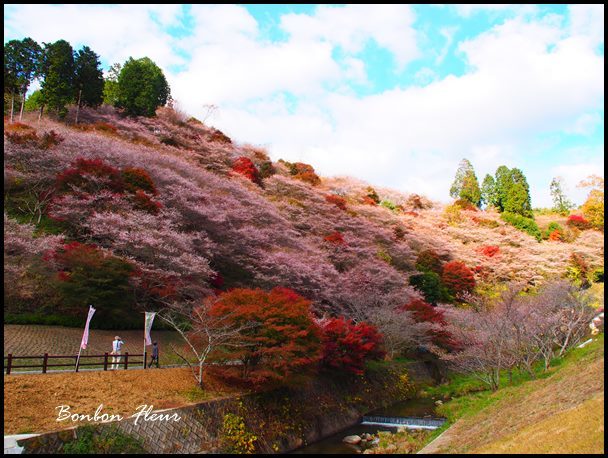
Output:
111,336,124,369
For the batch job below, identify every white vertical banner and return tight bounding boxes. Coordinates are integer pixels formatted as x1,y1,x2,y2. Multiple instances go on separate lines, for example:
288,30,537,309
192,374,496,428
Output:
80,305,96,350
144,312,156,346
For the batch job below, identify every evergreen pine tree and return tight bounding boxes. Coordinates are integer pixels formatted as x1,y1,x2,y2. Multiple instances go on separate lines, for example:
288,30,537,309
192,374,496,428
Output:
450,158,481,207
73,46,104,123
481,174,497,209
40,39,75,119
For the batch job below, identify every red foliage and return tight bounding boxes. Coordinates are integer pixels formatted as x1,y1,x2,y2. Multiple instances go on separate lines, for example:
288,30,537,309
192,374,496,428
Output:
232,157,261,185
401,299,457,350
404,211,419,217
289,163,321,186
131,190,162,214
361,196,378,206
323,231,347,246
320,317,385,375
566,214,592,230
325,194,347,211
442,261,476,295
208,287,322,387
548,229,562,241
480,245,500,257
56,158,124,194
208,128,232,144
5,129,39,146
122,167,158,195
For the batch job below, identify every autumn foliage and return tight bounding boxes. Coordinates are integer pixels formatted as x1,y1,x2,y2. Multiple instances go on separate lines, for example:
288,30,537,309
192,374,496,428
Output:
325,194,347,210
441,261,476,296
53,158,161,215
479,245,500,257
323,231,347,246
401,299,457,350
320,317,385,375
566,214,592,231
208,287,322,387
232,157,261,185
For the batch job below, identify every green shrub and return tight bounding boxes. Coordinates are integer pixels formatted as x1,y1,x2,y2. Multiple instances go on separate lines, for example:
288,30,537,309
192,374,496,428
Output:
542,221,565,240
409,272,452,305
380,199,398,212
591,267,604,283
62,425,145,454
500,212,542,241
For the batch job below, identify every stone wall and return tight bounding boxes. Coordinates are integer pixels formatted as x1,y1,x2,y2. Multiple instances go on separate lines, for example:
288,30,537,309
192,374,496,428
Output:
18,362,434,454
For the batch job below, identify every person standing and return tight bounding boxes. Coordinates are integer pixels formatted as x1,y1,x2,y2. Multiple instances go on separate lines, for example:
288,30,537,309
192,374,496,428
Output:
111,336,124,369
148,341,160,368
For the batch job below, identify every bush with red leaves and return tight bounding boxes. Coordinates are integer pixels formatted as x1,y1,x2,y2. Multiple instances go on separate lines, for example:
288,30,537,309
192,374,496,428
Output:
122,167,158,195
401,299,458,350
323,231,347,246
320,316,385,375
325,194,347,210
208,287,322,387
480,245,500,257
232,157,262,185
286,162,321,186
131,190,162,214
566,214,592,230
56,158,124,194
53,158,162,215
442,261,476,296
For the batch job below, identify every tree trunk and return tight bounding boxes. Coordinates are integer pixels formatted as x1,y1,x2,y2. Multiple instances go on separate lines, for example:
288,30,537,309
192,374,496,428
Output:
38,105,44,123
75,89,82,124
198,362,204,388
10,92,15,123
19,91,26,121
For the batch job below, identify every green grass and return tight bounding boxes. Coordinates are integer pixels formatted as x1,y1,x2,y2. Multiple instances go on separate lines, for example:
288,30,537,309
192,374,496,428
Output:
420,334,604,449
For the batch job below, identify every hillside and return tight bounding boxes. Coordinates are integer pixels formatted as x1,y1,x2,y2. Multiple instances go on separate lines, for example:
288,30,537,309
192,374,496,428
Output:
420,335,604,454
4,107,604,328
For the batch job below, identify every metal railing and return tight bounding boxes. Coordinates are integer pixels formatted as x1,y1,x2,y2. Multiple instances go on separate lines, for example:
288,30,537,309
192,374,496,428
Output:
3,351,148,374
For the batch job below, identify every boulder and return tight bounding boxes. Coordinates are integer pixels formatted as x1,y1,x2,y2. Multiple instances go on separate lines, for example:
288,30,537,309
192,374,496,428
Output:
343,435,362,445
435,400,443,406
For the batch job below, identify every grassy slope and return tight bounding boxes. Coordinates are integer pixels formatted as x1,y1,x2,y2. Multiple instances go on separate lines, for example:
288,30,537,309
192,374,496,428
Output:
419,334,604,454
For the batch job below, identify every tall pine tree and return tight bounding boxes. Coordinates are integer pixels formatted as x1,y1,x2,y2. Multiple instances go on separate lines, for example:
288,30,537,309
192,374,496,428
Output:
73,46,104,123
450,158,481,207
481,174,497,209
40,39,75,119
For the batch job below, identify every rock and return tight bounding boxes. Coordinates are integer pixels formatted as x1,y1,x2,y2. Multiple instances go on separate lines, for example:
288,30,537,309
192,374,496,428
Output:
343,435,362,445
435,400,443,405
363,433,373,441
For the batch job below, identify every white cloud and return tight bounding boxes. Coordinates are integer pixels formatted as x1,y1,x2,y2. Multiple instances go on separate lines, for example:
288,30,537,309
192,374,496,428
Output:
4,5,603,206
550,159,605,206
279,5,419,69
4,4,184,70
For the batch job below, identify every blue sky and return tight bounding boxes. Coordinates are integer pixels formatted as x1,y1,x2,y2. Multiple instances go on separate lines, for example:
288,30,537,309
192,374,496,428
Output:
4,4,604,206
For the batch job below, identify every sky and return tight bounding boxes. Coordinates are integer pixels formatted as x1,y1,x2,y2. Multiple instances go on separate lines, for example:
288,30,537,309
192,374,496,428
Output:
4,4,604,207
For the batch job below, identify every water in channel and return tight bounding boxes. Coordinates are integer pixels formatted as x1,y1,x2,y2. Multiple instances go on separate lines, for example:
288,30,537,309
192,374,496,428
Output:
291,397,439,454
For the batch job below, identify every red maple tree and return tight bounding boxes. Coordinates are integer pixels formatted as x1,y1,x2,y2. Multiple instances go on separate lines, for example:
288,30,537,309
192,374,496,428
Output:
320,317,385,375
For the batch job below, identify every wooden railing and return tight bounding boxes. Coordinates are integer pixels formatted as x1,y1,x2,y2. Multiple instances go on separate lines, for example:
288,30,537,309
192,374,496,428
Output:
3,351,149,374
